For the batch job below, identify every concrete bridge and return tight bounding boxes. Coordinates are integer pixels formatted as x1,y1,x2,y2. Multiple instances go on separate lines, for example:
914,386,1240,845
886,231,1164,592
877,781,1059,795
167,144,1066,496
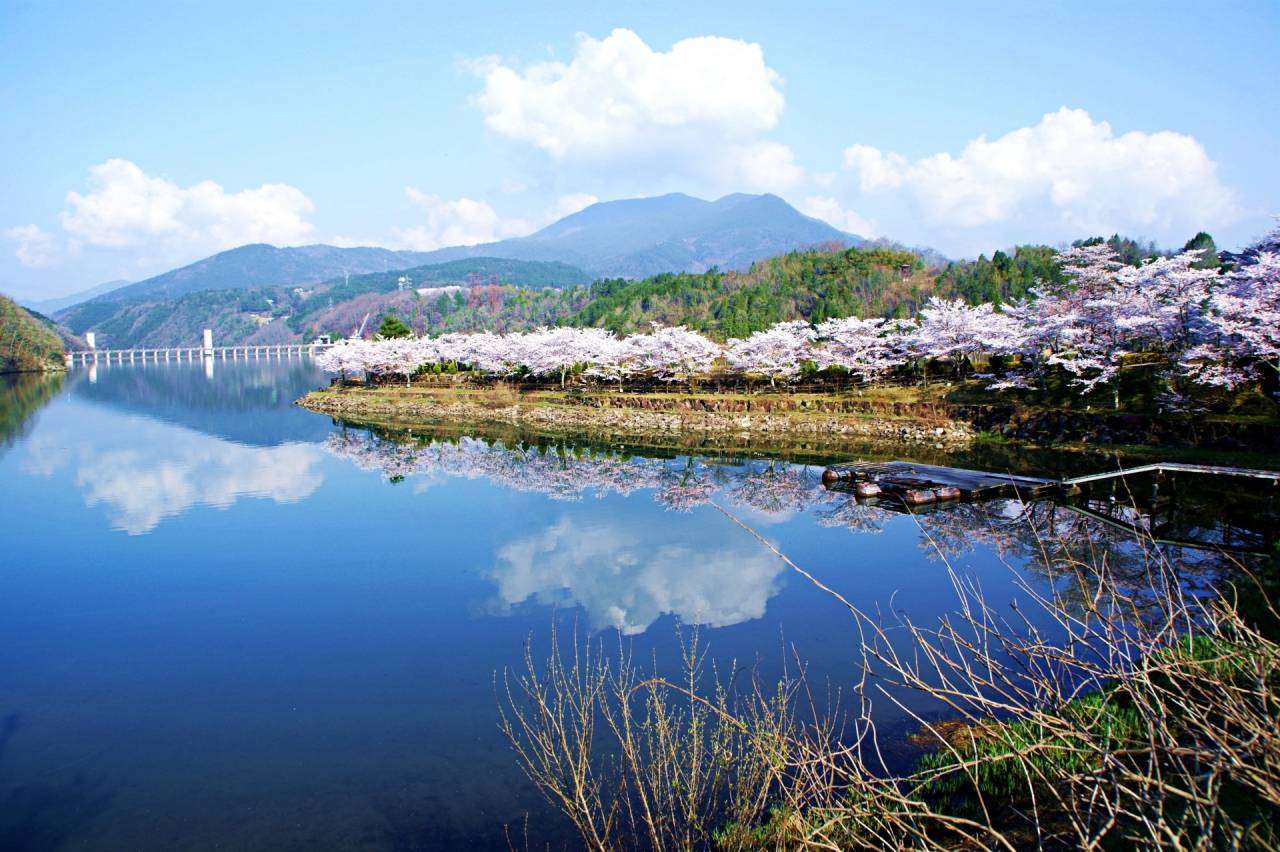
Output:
66,329,333,366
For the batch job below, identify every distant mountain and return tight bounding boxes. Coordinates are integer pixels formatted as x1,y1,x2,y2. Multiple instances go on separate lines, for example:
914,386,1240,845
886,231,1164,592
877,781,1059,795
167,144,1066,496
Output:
23,279,131,314
97,244,441,303
46,192,949,349
411,192,866,277
68,193,873,311
55,257,593,349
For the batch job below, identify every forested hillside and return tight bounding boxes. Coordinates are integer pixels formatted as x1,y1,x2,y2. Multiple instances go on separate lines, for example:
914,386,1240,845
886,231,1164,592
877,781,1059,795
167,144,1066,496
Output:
388,245,934,339
50,232,1222,349
98,244,442,302
1,295,65,372
389,235,1209,340
570,246,926,337
57,257,592,348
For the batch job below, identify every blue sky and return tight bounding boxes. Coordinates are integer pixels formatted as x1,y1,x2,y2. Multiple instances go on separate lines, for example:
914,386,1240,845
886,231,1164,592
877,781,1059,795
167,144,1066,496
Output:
2,0,1277,298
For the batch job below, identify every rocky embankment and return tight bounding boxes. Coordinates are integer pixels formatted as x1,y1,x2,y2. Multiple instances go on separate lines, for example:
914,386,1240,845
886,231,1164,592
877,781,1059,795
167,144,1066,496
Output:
298,383,1280,461
298,386,976,447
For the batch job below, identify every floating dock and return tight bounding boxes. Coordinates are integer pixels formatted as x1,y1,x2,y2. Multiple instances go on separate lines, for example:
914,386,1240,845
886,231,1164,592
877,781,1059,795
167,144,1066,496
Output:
821,460,1280,509
821,461,1060,504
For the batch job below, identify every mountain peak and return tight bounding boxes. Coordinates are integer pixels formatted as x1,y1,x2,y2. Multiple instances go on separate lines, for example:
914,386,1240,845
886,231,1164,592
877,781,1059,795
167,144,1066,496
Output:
416,191,864,278
62,191,875,309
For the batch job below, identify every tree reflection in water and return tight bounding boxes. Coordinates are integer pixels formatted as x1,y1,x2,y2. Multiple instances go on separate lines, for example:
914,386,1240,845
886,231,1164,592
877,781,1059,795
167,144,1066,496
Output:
0,372,63,454
325,427,1274,613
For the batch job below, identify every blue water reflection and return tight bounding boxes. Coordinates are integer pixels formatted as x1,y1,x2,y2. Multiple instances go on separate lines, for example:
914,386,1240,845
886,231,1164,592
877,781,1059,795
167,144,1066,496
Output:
0,361,1251,849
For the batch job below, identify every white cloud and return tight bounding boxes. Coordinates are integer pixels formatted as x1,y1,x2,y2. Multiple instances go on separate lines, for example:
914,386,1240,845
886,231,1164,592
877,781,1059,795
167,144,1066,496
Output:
59,159,316,257
842,144,906,192
841,107,1237,239
390,188,532,251
544,192,599,221
737,141,806,191
489,517,785,634
798,196,877,238
472,28,802,190
381,189,601,251
7,224,57,267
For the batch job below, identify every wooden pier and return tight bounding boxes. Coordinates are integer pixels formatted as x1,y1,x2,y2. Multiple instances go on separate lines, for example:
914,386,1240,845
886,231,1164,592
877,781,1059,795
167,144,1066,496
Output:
822,460,1060,504
1060,462,1280,487
822,459,1279,509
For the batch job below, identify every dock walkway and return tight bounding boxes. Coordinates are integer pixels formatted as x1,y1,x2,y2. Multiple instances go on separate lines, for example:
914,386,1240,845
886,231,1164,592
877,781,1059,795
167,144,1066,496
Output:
822,461,1059,505
821,459,1279,509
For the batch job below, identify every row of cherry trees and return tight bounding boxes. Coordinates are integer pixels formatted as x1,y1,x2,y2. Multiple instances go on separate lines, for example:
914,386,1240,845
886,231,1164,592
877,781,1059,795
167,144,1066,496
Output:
316,229,1279,400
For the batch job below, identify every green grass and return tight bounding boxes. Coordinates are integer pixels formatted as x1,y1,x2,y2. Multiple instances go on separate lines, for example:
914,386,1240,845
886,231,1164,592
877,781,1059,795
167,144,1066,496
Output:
915,636,1254,802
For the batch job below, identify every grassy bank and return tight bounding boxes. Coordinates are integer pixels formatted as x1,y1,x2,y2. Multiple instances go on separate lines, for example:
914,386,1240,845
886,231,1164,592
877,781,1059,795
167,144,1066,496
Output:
299,382,978,449
299,379,1280,467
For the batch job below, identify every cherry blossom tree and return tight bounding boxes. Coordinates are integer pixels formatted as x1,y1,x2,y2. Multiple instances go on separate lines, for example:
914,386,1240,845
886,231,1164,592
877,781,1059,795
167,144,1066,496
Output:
307,243,1267,405
811,316,905,382
626,325,722,383
516,327,626,386
906,298,1026,378
1031,245,1224,404
724,320,815,385
1182,249,1280,389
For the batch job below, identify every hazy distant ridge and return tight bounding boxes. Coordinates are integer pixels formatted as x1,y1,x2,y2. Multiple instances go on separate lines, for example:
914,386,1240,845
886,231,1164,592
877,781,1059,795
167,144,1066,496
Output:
408,192,867,277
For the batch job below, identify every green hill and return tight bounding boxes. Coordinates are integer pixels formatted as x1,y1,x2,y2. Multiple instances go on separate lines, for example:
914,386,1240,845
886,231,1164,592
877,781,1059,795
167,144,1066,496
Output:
288,257,592,325
1,295,66,373
408,245,936,339
569,246,926,338
55,258,594,349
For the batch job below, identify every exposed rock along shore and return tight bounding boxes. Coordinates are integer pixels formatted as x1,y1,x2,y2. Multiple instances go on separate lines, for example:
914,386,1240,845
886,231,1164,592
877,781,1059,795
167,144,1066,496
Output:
297,388,975,447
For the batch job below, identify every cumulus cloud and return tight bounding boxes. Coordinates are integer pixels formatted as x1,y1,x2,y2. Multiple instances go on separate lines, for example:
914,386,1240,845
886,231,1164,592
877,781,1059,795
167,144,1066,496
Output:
472,28,803,190
381,189,600,251
489,517,785,634
797,196,877,238
391,188,532,251
58,159,316,258
841,107,1237,240
7,224,58,267
543,192,599,221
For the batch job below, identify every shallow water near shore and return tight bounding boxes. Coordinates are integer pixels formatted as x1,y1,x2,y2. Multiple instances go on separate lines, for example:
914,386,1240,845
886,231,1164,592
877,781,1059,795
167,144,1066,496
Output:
0,361,1270,850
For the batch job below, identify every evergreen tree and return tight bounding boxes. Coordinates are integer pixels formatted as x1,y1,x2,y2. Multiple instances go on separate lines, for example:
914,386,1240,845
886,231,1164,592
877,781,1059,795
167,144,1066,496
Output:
1182,231,1222,270
377,314,412,339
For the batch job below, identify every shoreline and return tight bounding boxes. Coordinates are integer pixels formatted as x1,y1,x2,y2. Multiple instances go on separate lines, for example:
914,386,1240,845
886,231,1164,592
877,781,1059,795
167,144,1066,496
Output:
298,384,977,449
297,383,1280,467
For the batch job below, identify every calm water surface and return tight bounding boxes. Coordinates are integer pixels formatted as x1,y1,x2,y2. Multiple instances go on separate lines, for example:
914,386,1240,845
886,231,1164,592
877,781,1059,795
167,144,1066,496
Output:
0,362,1258,849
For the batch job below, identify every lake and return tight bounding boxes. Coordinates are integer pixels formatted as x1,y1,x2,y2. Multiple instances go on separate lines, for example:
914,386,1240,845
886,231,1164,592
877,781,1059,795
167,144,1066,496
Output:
0,360,1266,850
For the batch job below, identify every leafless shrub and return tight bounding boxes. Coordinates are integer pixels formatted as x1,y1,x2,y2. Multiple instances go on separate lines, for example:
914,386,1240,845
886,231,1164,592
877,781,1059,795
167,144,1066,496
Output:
500,503,1280,850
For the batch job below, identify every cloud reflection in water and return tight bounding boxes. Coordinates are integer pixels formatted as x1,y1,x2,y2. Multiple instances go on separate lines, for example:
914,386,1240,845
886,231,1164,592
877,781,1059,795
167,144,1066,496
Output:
488,517,785,634
24,410,324,534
